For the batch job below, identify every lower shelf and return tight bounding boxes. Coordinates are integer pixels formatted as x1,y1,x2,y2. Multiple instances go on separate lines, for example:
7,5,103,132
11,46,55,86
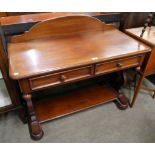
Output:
34,84,117,123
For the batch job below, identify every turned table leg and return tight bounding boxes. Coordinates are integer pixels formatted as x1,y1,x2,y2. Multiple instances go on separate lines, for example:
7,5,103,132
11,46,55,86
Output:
23,94,44,140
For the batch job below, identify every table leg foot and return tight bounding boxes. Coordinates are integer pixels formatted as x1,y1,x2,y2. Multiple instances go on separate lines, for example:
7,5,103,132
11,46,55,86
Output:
23,94,44,140
114,93,129,110
29,119,44,140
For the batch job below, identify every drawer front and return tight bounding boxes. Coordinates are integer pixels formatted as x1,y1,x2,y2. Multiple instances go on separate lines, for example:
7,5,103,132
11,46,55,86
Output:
95,56,143,75
29,66,93,91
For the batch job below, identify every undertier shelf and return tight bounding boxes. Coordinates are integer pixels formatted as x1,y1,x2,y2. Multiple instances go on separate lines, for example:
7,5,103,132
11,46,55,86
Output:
34,84,118,123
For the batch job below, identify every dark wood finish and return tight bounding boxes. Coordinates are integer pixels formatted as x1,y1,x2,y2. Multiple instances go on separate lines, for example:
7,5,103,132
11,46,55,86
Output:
125,27,155,76
0,21,26,119
95,56,144,75
0,12,119,26
122,13,149,29
0,27,21,111
6,12,40,16
29,66,93,91
0,104,21,114
0,13,100,114
125,26,155,107
0,12,122,116
8,15,150,140
140,13,154,37
34,84,119,123
8,16,149,80
23,94,43,140
0,12,7,17
0,13,100,26
9,16,105,43
114,92,129,110
0,12,122,37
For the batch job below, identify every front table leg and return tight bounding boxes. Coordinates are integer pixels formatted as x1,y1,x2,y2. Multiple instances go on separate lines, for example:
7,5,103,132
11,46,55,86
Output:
23,94,44,140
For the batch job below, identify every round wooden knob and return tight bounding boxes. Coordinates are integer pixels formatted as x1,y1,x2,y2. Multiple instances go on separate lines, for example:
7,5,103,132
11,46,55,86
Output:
60,75,67,82
116,63,122,68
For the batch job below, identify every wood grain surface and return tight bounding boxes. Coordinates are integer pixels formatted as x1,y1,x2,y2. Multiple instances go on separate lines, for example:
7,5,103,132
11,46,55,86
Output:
8,16,150,80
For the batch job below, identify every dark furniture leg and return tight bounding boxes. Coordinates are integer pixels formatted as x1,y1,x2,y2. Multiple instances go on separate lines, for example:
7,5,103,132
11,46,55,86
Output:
112,71,129,110
23,94,43,140
114,92,129,110
18,107,27,124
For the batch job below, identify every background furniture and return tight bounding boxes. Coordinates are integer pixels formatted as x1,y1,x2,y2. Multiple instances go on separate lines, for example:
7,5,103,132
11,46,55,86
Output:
140,13,155,37
122,13,150,29
1,12,150,28
0,27,22,113
125,26,155,107
0,12,7,17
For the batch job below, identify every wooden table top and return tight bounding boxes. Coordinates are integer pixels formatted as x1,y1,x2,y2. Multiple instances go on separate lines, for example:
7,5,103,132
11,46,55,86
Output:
125,26,155,47
8,16,150,80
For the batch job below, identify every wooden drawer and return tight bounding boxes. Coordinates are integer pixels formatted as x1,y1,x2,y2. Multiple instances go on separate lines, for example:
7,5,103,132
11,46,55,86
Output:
95,56,143,75
29,66,93,91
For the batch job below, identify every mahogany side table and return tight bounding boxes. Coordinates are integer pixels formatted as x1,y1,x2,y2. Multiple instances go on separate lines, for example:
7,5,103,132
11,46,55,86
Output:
8,16,150,140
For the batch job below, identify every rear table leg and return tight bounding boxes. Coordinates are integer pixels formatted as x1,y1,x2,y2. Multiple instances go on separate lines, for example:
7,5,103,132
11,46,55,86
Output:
114,92,129,110
111,71,129,110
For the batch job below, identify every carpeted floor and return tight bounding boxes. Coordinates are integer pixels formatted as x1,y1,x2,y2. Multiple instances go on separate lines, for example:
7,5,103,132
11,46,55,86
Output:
0,79,12,108
0,79,155,143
